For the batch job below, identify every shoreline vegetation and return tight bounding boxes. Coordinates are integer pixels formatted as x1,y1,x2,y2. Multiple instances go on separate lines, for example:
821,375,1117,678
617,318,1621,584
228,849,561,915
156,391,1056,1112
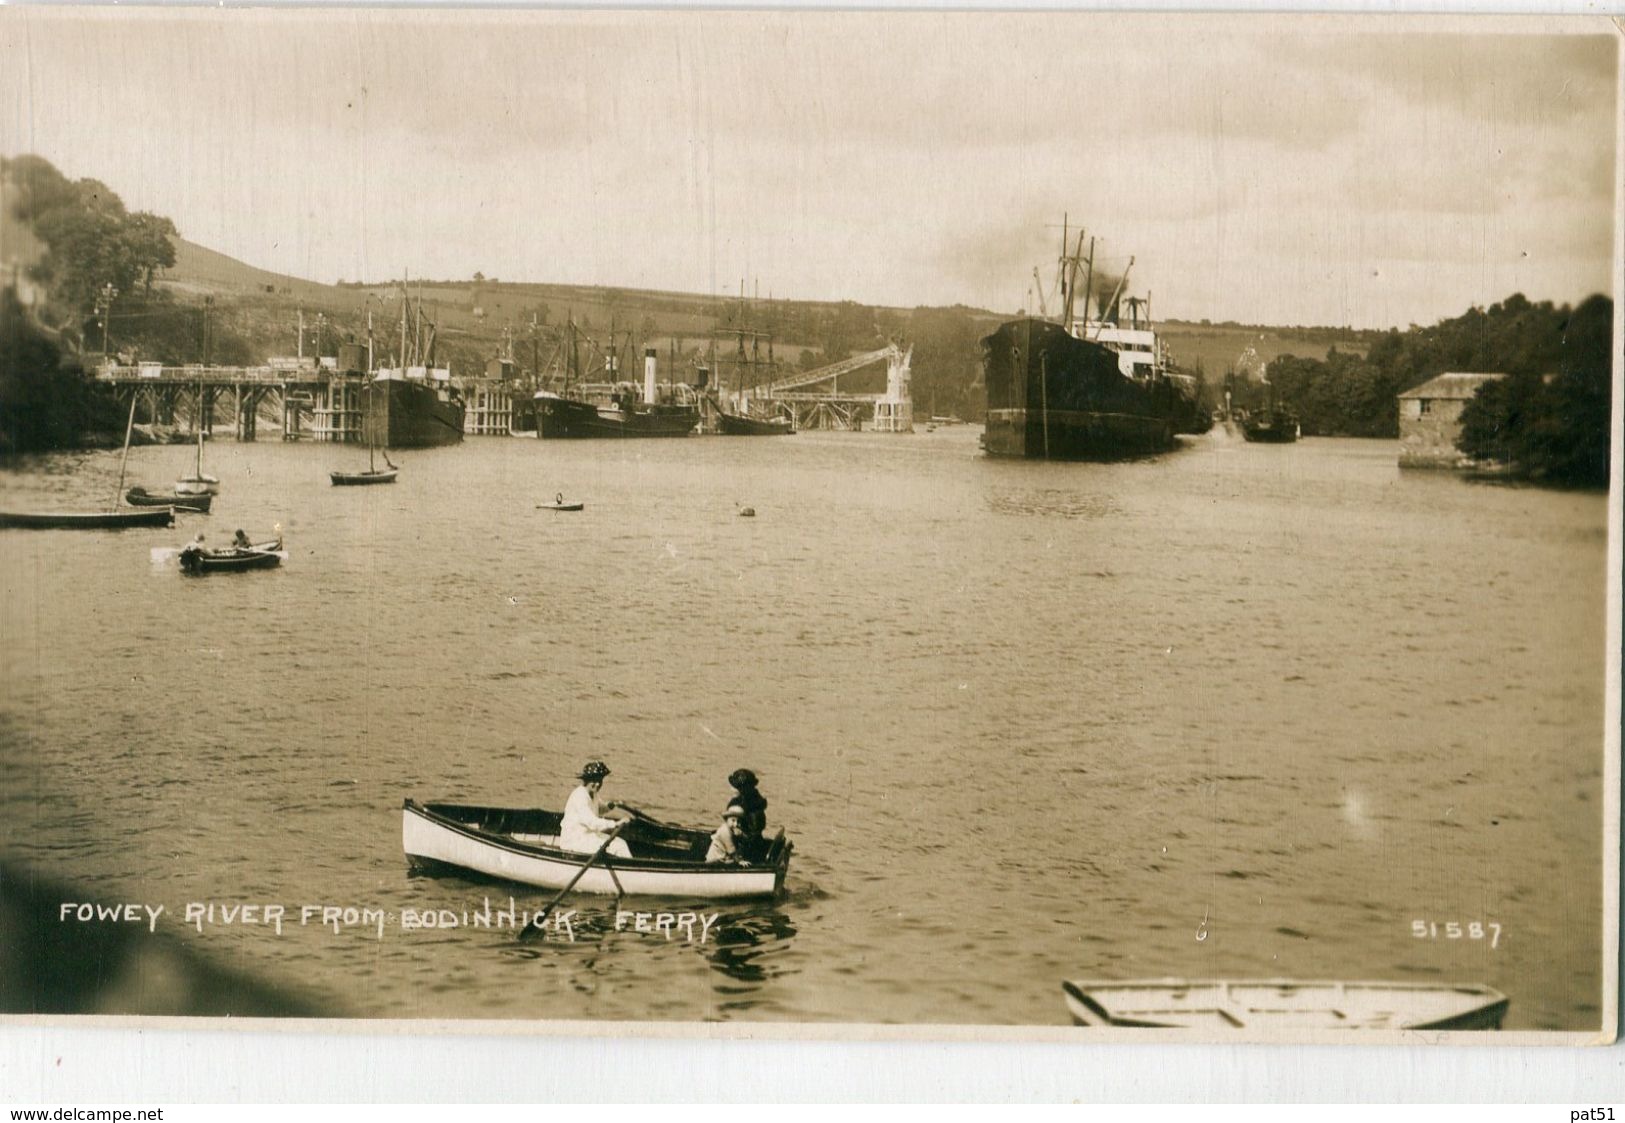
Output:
0,153,1613,489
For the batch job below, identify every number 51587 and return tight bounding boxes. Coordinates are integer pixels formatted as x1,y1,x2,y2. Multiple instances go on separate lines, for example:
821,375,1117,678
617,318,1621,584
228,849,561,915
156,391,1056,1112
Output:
1412,920,1501,948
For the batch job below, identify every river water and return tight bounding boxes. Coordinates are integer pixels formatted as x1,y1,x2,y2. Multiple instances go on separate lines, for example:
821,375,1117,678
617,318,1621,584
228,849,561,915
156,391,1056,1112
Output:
0,424,1610,1029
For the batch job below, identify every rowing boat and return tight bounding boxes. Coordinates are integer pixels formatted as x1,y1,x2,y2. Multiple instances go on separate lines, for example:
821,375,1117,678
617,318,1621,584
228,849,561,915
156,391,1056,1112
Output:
126,487,213,512
402,800,792,899
179,539,286,574
1061,979,1509,1030
537,492,584,512
1,508,174,530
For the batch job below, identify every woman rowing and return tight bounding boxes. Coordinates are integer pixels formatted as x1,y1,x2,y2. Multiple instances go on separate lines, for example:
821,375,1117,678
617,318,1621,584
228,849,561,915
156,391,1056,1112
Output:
560,760,632,858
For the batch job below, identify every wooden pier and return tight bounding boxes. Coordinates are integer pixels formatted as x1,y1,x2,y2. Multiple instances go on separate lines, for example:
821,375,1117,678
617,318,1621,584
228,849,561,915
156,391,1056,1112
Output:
96,362,371,442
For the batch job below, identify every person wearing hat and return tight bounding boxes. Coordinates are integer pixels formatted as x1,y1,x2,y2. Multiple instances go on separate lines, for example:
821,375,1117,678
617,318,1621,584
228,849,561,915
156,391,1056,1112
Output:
705,802,751,865
560,760,632,857
727,768,768,862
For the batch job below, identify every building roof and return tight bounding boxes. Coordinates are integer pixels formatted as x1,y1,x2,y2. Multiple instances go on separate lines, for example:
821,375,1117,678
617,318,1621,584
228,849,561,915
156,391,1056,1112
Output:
1397,372,1508,401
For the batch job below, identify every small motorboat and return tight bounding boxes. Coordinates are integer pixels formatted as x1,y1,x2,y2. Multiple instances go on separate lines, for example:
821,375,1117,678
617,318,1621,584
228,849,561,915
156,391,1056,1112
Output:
536,492,584,512
1,508,175,530
1061,979,1509,1031
126,487,212,513
178,538,286,574
402,800,792,900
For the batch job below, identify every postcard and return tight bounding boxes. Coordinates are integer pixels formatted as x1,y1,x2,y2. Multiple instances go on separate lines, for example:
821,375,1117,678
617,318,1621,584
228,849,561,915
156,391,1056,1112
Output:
0,8,1617,1050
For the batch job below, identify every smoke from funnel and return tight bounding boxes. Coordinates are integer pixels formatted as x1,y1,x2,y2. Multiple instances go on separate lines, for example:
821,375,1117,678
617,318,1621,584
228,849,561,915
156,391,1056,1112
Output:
1088,272,1124,318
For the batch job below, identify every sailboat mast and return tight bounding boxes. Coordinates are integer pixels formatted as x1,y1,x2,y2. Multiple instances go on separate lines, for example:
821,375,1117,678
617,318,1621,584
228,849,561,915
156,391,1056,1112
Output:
113,391,138,507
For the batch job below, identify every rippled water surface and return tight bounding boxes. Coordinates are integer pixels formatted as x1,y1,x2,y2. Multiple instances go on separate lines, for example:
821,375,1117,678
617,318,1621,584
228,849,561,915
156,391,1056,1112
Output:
0,426,1609,1028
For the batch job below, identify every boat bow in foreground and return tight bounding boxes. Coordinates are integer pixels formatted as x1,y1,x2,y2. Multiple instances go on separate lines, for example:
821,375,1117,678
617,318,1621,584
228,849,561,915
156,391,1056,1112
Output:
1062,979,1508,1030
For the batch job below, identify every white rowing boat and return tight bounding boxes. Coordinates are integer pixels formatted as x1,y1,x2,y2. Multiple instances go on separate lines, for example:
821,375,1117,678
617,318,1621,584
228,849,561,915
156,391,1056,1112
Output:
402,800,791,900
1061,979,1509,1030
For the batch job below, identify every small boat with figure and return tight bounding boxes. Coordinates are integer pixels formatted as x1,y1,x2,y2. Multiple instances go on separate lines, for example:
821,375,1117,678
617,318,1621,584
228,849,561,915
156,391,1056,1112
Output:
178,535,286,574
126,487,212,513
1061,979,1509,1030
402,800,792,899
536,492,584,512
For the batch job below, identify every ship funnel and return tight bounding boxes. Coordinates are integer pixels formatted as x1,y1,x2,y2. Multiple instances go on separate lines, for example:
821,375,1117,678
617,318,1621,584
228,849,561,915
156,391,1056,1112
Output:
644,348,658,404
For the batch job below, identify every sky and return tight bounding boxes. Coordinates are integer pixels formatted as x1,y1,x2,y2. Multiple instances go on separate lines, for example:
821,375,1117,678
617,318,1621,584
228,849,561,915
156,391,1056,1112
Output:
0,9,1617,329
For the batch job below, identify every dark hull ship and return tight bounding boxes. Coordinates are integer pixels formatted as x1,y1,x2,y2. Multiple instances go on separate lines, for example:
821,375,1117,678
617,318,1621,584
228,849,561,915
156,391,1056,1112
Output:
982,318,1188,459
535,391,699,438
362,377,465,449
535,342,699,439
981,224,1198,460
717,408,794,436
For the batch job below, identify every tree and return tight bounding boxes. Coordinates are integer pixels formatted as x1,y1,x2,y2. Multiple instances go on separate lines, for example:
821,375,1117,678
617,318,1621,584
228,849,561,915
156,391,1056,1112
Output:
5,155,181,312
1456,294,1612,487
0,286,95,452
126,213,178,294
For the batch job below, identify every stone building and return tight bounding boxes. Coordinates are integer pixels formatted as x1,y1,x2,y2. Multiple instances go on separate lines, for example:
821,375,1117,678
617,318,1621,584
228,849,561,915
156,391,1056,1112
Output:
1396,371,1506,468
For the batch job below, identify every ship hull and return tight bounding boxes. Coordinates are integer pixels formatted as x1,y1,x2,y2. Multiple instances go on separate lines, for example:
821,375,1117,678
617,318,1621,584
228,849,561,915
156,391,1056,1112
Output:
362,379,465,449
718,410,794,436
1242,411,1301,443
536,394,697,439
981,319,1183,460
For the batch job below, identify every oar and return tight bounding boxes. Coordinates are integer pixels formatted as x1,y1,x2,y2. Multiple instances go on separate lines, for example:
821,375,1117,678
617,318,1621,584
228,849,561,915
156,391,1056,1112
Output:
519,821,626,940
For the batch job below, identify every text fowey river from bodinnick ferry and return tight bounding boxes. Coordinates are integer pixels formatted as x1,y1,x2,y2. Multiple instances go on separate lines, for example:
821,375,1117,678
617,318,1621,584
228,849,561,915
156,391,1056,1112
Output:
0,425,1607,1027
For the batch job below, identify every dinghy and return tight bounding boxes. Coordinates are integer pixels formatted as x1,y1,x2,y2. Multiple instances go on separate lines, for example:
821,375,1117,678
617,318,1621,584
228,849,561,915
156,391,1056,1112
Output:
402,800,791,900
126,487,212,513
536,492,584,512
1061,979,1509,1030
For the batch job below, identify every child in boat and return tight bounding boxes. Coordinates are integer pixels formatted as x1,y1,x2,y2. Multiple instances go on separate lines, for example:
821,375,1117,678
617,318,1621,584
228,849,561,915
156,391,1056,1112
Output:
706,803,751,865
727,768,768,861
232,529,251,550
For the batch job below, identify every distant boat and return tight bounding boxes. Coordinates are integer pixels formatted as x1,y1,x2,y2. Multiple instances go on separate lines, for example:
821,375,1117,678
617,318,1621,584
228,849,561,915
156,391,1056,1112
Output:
402,800,792,900
1241,406,1301,443
1,508,174,531
330,467,398,486
125,487,212,513
1061,980,1509,1031
1240,379,1300,443
537,492,583,512
718,409,795,436
331,440,398,486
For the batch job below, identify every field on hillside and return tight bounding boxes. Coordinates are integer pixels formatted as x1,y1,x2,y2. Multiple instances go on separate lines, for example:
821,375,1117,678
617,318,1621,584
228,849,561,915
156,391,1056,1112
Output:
1159,322,1374,380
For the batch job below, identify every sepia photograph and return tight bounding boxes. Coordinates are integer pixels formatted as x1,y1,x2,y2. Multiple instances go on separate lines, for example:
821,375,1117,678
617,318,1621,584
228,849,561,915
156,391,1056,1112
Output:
0,7,1617,1054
